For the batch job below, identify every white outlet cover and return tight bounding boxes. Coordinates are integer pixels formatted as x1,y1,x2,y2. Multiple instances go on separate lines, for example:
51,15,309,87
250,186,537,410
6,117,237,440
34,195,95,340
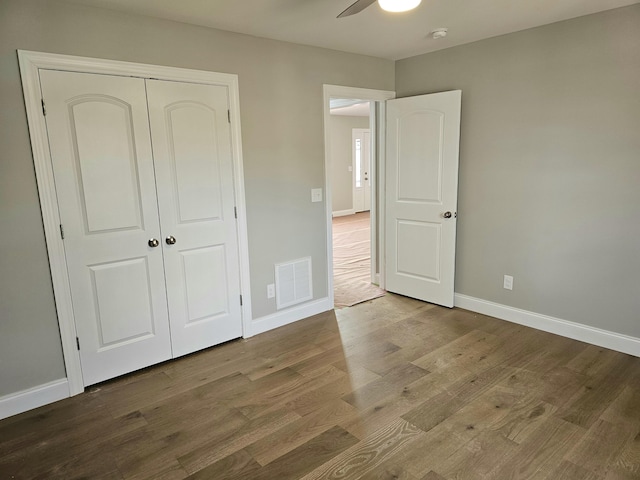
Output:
267,283,275,299
503,275,514,290
311,188,323,203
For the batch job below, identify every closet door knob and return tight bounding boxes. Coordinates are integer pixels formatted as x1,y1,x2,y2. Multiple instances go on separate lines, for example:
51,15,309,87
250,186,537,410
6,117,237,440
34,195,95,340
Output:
148,238,160,247
166,236,177,245
443,211,452,219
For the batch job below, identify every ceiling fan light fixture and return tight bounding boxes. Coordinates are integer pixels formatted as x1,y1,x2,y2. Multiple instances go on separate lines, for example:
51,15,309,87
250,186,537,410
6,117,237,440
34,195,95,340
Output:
378,0,422,13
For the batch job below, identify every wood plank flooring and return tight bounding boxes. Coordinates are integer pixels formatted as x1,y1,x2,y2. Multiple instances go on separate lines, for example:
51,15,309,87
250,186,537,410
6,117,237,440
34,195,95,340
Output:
1,294,639,479
333,212,385,308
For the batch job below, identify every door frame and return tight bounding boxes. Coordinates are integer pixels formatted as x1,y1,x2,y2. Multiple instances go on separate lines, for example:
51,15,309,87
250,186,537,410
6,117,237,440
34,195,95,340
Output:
18,50,253,396
322,85,395,306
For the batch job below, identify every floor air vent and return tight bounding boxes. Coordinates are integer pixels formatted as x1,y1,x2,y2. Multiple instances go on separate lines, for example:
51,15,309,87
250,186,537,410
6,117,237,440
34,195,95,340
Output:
275,257,313,310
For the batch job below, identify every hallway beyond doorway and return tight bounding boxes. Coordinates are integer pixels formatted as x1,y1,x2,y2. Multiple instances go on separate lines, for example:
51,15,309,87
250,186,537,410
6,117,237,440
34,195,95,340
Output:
333,212,385,308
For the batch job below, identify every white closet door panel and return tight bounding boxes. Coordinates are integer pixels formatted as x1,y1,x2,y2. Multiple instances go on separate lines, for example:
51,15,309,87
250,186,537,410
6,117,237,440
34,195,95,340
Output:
169,105,223,222
72,100,144,232
40,69,172,386
90,257,156,346
146,79,242,358
181,245,229,323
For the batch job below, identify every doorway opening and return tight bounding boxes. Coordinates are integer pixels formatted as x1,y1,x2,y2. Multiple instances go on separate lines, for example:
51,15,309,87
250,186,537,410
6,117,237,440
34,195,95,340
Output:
323,85,395,310
329,99,382,308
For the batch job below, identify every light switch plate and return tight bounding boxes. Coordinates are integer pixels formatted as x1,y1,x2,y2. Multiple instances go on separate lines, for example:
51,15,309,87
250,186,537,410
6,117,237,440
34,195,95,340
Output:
311,188,323,203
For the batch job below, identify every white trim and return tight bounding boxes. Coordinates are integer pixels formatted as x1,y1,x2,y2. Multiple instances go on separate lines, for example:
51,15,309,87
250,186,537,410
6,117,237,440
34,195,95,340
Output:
226,77,254,340
323,85,395,308
376,101,388,290
368,105,378,285
18,50,252,397
454,293,640,358
18,51,85,396
247,297,333,337
0,379,69,420
332,209,356,217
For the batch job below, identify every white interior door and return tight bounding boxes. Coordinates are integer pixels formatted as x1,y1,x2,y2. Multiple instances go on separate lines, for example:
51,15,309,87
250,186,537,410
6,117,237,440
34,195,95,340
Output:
385,90,461,307
353,128,371,212
40,70,172,386
146,80,243,358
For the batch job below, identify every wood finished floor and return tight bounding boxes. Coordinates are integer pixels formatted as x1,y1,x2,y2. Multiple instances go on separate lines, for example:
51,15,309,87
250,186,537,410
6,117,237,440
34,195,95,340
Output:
1,294,640,479
333,211,385,308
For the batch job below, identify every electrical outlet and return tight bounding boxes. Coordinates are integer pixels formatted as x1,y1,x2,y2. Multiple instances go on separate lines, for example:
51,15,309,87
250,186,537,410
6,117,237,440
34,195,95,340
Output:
311,188,323,203
503,275,514,290
267,283,275,299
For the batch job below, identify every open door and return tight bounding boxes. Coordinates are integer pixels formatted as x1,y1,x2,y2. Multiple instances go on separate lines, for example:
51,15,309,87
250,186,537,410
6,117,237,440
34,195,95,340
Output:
384,90,461,307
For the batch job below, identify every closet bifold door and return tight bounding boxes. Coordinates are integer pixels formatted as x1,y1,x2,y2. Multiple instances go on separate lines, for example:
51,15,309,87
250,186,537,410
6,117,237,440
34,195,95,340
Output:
39,69,172,386
145,80,243,358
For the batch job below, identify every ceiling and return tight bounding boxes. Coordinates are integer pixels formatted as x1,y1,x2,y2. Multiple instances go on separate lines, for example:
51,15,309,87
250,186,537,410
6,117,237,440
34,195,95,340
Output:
330,99,370,116
65,0,639,60
331,102,371,117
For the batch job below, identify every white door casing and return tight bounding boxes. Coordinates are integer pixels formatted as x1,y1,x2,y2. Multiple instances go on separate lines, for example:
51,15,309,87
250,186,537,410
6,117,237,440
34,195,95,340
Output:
40,70,173,385
385,90,462,308
352,128,371,213
146,80,242,357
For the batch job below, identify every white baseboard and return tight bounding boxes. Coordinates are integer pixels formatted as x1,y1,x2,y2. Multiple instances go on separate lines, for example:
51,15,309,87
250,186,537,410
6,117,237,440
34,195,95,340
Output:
332,209,355,217
454,293,640,358
247,297,333,337
0,379,69,420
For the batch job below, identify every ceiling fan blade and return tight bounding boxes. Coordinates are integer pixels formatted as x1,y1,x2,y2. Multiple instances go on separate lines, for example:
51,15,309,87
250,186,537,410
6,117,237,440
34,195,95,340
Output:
337,0,377,18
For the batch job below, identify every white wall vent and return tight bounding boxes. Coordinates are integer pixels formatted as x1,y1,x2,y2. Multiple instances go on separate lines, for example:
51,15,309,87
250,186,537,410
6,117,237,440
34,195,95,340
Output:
275,257,313,310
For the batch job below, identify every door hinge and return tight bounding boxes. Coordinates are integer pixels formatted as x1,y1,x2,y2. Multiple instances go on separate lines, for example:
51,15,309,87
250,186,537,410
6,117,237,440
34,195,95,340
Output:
76,337,80,351
59,224,65,239
240,295,243,306
227,110,231,123
41,99,46,116
234,206,238,219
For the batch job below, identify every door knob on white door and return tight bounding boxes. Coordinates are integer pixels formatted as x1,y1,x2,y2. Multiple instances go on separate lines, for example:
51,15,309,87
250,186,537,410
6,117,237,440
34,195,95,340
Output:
165,236,177,245
148,238,160,247
443,211,452,219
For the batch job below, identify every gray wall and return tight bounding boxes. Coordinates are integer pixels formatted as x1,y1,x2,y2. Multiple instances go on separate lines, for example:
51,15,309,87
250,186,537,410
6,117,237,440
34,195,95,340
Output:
330,115,370,212
396,5,640,338
0,0,394,396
